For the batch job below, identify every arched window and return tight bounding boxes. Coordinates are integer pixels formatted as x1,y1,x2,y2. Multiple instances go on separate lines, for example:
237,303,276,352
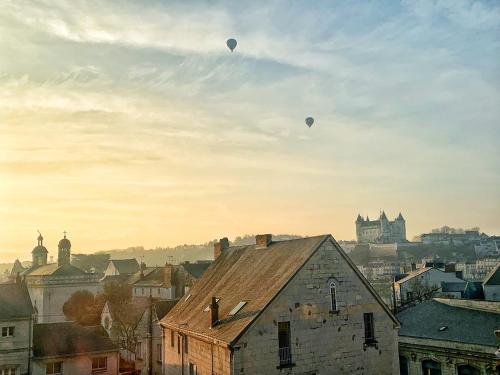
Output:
329,281,337,311
399,356,408,375
457,365,480,375
422,359,441,375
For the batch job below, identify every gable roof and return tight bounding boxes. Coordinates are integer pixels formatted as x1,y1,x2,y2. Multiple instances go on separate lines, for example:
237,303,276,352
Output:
484,262,500,285
161,235,398,345
0,283,34,320
33,322,118,358
109,259,140,274
10,259,26,276
397,299,500,347
132,267,164,286
154,300,179,320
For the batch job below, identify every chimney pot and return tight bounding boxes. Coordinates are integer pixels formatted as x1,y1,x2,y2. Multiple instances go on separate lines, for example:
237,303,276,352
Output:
255,234,272,249
214,237,229,260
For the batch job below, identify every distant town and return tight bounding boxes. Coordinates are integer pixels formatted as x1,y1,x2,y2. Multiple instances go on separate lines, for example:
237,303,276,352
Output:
1,211,499,374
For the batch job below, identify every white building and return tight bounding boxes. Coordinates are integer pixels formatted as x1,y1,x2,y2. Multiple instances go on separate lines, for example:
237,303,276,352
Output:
22,233,101,323
394,267,465,305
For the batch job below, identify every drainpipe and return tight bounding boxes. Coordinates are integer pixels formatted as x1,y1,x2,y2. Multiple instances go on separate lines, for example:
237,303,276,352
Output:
148,294,153,375
27,313,33,375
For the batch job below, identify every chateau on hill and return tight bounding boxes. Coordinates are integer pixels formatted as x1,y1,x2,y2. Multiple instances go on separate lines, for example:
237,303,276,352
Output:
356,211,407,244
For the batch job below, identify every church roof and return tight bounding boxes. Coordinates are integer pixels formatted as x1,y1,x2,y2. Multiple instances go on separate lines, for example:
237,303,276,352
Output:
24,263,86,277
0,283,34,319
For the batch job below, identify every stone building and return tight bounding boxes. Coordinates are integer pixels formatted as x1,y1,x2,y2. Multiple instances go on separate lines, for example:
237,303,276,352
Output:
161,234,400,375
0,281,34,375
22,233,101,323
483,263,500,301
356,211,406,244
397,298,500,375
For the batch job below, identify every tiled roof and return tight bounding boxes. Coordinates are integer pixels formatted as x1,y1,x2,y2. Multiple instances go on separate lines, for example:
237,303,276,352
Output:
161,235,397,345
110,259,140,274
397,299,500,347
33,322,118,358
130,268,163,286
0,283,34,319
127,268,157,284
484,262,500,285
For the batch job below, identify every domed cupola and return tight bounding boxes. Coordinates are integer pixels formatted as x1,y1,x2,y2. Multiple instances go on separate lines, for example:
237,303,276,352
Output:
32,231,48,267
58,231,71,266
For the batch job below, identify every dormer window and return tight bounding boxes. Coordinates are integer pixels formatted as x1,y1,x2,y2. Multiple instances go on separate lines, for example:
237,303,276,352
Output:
228,301,247,316
329,281,338,312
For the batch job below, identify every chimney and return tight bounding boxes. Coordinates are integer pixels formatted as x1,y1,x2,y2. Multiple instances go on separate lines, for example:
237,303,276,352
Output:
15,272,21,285
209,296,219,328
444,263,456,273
164,263,174,287
411,263,416,271
255,234,272,249
214,237,229,260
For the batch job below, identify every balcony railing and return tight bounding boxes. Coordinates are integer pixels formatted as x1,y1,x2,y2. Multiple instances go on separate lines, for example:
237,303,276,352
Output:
278,346,292,366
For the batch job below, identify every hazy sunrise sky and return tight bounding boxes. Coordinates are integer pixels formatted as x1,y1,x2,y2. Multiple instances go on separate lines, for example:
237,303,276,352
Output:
1,0,499,262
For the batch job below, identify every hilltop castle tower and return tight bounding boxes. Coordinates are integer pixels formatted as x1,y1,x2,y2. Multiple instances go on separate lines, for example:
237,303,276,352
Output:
356,211,406,244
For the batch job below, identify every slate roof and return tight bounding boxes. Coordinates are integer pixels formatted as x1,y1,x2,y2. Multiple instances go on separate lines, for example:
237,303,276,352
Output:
397,299,500,347
161,235,398,345
0,283,34,320
127,268,157,285
133,268,164,286
441,282,466,293
109,259,140,275
484,262,500,285
23,263,86,277
180,262,212,279
33,322,118,358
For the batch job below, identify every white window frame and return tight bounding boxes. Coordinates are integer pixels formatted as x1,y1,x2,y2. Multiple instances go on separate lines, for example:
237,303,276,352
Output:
1,326,14,337
91,356,107,373
46,361,62,375
1,368,17,375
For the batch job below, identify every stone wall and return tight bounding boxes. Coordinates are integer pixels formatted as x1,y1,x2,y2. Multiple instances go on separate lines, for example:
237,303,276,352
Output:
232,238,399,375
0,318,31,375
32,352,119,375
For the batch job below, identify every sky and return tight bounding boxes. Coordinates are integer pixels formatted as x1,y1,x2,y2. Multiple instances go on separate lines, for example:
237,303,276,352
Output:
1,0,499,262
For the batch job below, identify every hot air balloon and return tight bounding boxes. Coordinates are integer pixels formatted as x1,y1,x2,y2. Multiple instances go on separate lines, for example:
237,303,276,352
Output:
226,38,237,52
305,117,314,128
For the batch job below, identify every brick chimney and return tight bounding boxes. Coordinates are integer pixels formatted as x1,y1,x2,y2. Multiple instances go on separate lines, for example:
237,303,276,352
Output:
411,263,416,271
164,263,174,287
209,296,219,328
255,234,272,249
214,237,229,260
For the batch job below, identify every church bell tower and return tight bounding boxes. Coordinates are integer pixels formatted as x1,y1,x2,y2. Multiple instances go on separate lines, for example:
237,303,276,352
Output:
58,231,71,266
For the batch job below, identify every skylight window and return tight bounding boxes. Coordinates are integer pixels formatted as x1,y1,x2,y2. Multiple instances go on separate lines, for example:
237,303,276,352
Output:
203,298,220,312
228,301,247,316
185,294,191,302
439,326,448,331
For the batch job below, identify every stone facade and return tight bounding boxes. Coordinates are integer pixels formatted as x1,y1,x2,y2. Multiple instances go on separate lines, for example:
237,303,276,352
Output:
32,352,119,375
356,212,406,244
0,319,32,375
399,337,499,375
162,236,399,375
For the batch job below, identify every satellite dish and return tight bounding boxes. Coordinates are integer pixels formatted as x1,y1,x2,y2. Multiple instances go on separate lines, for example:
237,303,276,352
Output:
305,117,314,128
226,38,237,52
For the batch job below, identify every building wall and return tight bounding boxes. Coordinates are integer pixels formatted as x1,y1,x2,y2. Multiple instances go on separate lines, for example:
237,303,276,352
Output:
357,219,406,244
399,337,498,375
27,281,101,323
231,238,399,375
396,269,464,304
32,352,119,375
484,285,500,301
133,286,173,300
162,330,231,375
0,318,31,375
